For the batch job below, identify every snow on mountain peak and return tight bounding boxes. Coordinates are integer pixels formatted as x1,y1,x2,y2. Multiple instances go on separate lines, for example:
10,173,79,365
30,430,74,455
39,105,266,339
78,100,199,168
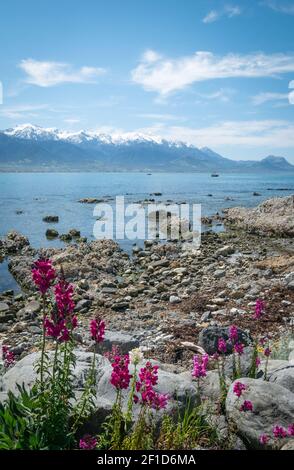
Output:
2,124,168,146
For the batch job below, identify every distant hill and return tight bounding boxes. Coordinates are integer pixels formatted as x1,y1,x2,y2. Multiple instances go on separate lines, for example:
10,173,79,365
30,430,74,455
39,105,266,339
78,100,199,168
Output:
0,124,293,172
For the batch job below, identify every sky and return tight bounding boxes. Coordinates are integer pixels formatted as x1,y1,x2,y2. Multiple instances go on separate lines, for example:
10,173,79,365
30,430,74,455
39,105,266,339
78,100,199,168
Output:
0,0,294,161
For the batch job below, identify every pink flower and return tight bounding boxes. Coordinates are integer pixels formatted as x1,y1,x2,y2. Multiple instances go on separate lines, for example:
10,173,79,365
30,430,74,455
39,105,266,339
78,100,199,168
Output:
90,318,105,343
79,434,97,450
134,361,169,409
44,317,70,343
233,381,246,398
273,425,288,438
259,434,270,445
264,347,271,357
192,353,209,379
32,258,56,294
229,325,238,343
54,279,75,318
253,299,265,320
234,342,244,355
110,354,132,390
256,357,261,368
2,345,15,367
240,400,253,412
287,424,294,436
218,338,227,354
151,392,169,410
43,278,77,342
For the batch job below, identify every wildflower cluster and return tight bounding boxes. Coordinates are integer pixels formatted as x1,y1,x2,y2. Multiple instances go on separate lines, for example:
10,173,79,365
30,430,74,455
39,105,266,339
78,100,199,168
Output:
134,362,169,410
253,299,265,320
44,279,78,342
233,381,246,398
79,434,97,450
90,317,106,343
110,354,132,390
192,353,209,378
2,345,15,368
32,259,56,294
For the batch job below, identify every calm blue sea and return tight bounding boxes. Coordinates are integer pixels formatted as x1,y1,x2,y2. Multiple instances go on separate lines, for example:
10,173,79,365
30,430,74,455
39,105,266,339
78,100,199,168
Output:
0,172,293,291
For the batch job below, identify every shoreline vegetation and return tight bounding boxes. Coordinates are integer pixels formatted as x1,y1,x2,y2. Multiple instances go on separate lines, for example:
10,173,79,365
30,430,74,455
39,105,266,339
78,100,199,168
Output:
0,194,294,450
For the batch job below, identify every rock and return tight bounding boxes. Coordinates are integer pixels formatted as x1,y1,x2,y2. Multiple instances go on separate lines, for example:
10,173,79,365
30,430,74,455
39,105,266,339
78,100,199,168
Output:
269,364,294,393
69,229,81,238
111,302,130,311
43,215,59,223
198,326,252,355
96,331,140,354
46,228,59,238
215,245,235,257
214,269,226,279
74,299,92,312
24,300,40,315
224,195,294,237
169,295,181,304
78,198,102,204
226,378,294,449
3,231,30,253
253,192,261,196
281,441,294,450
59,233,72,242
0,302,9,312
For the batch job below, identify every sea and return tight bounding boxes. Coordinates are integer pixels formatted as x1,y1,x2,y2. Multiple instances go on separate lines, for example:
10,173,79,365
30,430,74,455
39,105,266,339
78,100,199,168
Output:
0,171,293,292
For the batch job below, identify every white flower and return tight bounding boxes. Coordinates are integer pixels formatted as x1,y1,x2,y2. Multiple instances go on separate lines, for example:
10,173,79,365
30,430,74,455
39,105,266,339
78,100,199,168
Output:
129,347,144,365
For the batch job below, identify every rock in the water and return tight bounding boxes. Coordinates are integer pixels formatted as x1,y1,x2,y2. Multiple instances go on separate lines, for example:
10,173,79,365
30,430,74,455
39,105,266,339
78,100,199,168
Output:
46,229,59,238
43,215,59,223
198,326,252,355
69,229,81,237
226,378,294,449
59,233,72,242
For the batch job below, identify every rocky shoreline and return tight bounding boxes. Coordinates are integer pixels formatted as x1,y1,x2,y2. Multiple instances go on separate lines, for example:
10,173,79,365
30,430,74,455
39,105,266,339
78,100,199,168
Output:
0,195,293,363
0,195,294,449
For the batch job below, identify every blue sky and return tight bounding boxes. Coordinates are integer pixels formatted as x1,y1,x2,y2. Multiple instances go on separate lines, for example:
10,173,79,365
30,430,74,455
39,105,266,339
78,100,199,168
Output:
0,0,294,161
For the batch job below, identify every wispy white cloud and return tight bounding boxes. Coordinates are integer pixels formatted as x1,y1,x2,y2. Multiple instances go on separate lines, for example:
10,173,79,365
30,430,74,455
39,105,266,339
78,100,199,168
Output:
203,10,220,23
262,0,294,15
252,91,289,105
132,50,294,95
19,59,106,87
135,113,185,121
289,79,294,105
203,4,242,23
64,118,81,124
196,87,236,103
131,119,294,150
0,103,49,119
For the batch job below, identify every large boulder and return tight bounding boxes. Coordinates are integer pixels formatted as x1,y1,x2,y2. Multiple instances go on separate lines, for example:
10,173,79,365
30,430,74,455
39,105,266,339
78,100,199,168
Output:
226,378,294,449
268,364,294,393
198,326,252,355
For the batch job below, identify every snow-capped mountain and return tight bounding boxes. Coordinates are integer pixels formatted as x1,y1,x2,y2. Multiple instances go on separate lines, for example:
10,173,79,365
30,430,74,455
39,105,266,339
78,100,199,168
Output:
3,124,165,146
0,124,293,172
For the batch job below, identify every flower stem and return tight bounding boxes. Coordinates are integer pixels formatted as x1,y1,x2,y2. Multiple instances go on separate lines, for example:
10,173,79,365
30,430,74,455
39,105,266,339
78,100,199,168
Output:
40,293,46,388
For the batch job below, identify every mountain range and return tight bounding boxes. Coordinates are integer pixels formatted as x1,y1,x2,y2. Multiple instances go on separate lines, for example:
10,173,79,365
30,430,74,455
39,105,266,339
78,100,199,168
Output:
0,124,293,172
